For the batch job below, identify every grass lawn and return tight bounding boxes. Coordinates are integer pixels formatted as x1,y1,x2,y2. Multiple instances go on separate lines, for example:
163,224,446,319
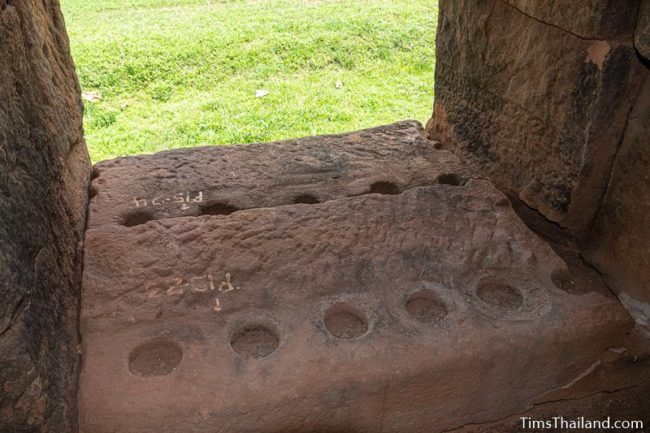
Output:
60,0,438,162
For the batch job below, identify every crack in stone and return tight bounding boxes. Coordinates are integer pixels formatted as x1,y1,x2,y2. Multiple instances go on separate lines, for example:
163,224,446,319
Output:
439,379,650,433
499,0,607,41
0,295,29,337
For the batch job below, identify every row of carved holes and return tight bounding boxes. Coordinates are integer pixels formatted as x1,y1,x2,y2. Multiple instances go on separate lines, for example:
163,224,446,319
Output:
121,175,466,227
128,277,554,378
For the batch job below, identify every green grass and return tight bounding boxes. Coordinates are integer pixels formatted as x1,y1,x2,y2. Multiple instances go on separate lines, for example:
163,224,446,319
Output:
60,0,438,162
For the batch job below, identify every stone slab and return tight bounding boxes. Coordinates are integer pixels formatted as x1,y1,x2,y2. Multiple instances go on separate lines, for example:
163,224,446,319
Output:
88,121,473,229
79,132,633,432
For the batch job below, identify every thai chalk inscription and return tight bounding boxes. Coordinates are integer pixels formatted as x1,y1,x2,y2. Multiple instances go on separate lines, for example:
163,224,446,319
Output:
133,191,203,210
146,272,239,312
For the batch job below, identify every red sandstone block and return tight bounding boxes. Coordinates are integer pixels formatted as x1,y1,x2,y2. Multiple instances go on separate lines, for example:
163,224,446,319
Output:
87,121,471,229
78,123,633,432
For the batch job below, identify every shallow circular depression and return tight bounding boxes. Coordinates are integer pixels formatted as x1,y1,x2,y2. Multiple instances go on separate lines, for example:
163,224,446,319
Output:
200,202,240,216
230,324,280,359
122,209,154,227
128,338,183,377
369,181,399,195
551,268,577,293
323,303,369,339
293,194,320,204
437,173,466,186
476,280,524,310
89,185,98,199
405,291,448,323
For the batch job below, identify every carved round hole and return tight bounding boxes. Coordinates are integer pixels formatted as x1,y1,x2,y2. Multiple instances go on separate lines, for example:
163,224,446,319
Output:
200,202,239,216
230,324,280,359
476,280,523,309
324,303,368,339
437,173,465,186
293,194,319,204
495,197,510,207
369,181,399,195
128,338,183,377
122,210,154,227
552,269,576,293
405,291,448,323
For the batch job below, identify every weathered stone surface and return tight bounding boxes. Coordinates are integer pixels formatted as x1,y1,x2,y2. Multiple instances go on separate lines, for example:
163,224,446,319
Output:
448,380,650,433
79,127,635,433
585,76,650,332
88,121,474,228
427,0,647,238
636,0,650,60
0,1,90,432
503,0,640,39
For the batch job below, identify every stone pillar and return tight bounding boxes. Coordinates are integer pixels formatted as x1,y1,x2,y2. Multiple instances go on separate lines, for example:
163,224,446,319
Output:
427,0,646,238
584,75,650,332
0,0,90,431
427,0,650,332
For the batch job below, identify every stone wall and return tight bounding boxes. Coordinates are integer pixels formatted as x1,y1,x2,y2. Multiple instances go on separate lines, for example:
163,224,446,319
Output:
427,0,646,236
584,76,650,331
427,0,650,330
0,0,90,432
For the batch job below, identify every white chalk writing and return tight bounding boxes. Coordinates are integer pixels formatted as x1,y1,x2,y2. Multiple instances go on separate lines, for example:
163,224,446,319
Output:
146,272,240,312
132,191,203,209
